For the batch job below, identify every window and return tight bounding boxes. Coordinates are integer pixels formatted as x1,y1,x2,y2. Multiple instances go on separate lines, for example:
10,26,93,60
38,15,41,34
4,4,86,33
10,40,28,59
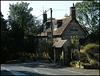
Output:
54,24,58,31
57,20,62,28
43,26,46,32
46,22,50,29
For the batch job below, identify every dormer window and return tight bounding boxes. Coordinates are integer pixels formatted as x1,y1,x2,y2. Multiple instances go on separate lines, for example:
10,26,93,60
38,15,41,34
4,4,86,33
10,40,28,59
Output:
46,22,50,29
57,20,62,28
43,26,46,32
54,24,58,31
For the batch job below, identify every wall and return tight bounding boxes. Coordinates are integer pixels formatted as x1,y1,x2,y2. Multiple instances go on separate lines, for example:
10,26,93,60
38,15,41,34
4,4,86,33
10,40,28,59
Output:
62,20,86,40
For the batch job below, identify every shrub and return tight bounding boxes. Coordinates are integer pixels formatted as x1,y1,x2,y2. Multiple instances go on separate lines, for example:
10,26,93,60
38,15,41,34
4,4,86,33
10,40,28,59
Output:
80,53,89,63
90,60,97,65
70,61,77,66
84,43,99,66
38,39,54,60
72,49,79,60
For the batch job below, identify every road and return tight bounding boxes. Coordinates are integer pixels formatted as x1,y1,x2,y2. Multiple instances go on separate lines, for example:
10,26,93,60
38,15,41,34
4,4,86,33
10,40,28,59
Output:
1,61,99,76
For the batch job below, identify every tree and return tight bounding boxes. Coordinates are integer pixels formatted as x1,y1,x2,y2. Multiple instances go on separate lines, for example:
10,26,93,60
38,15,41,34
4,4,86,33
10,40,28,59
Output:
47,17,55,20
75,1,99,33
38,39,54,60
70,35,80,61
7,2,41,60
1,11,10,63
8,2,40,36
75,1,99,43
1,11,8,41
64,13,70,18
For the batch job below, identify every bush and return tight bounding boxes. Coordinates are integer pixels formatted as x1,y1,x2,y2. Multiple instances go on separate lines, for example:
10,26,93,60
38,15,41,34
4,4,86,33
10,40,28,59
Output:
80,53,89,63
72,49,79,60
38,39,54,60
81,62,91,66
70,61,77,66
84,43,99,66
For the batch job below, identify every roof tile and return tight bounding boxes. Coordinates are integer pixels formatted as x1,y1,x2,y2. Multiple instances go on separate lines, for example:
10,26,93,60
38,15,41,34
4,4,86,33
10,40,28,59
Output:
40,17,71,36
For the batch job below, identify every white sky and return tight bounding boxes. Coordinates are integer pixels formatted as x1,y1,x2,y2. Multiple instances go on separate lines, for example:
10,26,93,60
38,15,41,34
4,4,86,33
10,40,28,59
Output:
1,1,82,20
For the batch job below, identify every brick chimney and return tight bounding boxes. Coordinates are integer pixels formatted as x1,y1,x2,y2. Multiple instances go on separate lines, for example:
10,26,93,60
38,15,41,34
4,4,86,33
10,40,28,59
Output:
43,10,47,24
70,3,76,20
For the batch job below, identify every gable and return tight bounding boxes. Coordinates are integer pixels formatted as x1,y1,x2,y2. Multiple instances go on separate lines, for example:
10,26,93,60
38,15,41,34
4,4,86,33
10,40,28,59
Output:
39,18,87,38
62,19,86,39
53,18,71,35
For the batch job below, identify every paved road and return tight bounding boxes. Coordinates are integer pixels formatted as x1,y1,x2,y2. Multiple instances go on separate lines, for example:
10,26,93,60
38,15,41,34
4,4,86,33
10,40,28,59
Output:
1,61,99,76
1,68,13,76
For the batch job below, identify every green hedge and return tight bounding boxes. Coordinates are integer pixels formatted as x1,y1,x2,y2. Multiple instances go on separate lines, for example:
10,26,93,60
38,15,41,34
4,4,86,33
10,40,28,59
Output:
84,43,99,66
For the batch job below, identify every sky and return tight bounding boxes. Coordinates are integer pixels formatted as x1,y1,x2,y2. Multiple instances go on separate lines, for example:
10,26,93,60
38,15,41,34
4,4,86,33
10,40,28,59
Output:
1,1,82,21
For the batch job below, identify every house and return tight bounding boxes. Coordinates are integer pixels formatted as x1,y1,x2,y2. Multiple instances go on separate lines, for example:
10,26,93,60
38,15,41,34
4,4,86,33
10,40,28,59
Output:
38,3,87,42
38,3,87,65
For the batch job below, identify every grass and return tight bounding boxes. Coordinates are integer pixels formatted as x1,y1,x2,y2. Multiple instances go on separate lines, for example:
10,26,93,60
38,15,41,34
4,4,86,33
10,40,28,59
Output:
5,59,21,64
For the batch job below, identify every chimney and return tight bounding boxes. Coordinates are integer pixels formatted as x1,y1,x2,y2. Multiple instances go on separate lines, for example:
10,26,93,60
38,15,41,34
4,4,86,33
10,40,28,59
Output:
70,3,76,20
43,10,47,24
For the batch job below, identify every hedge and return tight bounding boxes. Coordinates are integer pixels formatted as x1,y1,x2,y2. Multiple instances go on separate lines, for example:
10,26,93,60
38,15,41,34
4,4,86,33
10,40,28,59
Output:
84,43,99,66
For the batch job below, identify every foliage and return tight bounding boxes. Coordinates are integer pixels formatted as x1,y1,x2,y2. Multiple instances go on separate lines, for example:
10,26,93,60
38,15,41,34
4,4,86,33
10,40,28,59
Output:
1,11,10,63
8,2,40,52
80,62,91,66
64,13,70,18
70,61,77,66
84,43,99,66
47,17,55,20
5,59,21,64
24,35,38,53
80,53,89,63
69,35,80,61
88,30,100,44
75,1,99,33
38,39,54,60
1,2,41,63
8,2,41,36
71,35,79,46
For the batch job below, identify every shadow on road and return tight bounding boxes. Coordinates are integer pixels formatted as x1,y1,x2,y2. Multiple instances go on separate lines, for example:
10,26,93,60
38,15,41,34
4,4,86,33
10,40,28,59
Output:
0,70,13,76
17,70,52,76
14,60,70,70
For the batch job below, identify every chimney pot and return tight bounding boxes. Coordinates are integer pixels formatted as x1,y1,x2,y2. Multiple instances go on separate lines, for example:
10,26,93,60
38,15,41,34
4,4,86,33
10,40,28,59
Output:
70,3,76,20
43,11,47,24
73,3,74,7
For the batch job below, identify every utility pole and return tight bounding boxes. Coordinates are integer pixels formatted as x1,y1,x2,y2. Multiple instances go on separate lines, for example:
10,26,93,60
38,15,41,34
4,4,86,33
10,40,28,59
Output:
50,8,53,39
50,8,56,64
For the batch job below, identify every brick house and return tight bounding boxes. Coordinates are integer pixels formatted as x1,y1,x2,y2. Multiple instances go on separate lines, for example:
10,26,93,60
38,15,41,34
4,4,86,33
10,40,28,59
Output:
38,4,87,42
38,4,87,65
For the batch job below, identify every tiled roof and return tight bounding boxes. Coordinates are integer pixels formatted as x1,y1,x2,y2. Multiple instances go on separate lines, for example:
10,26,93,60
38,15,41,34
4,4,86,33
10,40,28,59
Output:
39,17,71,36
53,40,67,48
